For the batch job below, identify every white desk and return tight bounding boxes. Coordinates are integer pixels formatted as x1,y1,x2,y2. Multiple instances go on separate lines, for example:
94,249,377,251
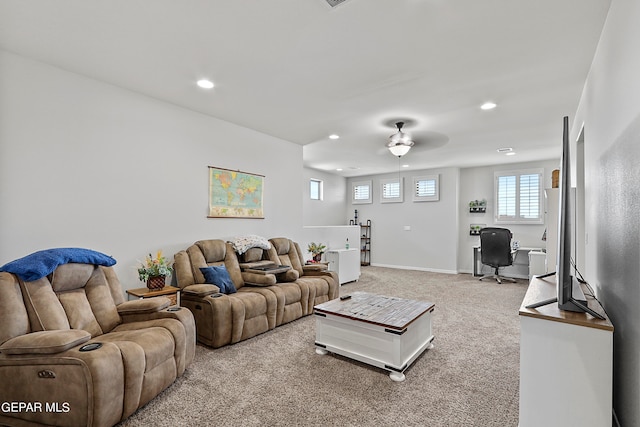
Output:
473,246,542,279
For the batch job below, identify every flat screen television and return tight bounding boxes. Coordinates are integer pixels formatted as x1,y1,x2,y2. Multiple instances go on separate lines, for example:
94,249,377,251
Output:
526,116,604,319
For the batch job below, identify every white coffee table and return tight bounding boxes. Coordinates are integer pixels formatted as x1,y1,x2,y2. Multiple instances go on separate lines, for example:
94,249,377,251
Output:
314,291,435,382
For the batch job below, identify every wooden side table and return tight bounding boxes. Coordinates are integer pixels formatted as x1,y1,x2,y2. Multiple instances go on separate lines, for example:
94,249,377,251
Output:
126,285,181,306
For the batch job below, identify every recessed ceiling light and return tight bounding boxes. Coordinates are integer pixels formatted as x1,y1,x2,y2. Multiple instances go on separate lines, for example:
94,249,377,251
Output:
329,134,340,140
197,79,214,89
481,102,497,110
496,147,513,153
506,152,516,156
402,164,409,168
336,168,343,171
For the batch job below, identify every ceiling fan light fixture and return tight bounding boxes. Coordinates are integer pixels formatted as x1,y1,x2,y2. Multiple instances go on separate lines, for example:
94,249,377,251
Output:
387,121,415,157
388,144,412,157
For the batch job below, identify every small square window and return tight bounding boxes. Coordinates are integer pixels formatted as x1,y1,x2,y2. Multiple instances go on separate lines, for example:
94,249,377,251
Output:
380,178,403,203
413,175,439,202
352,180,372,204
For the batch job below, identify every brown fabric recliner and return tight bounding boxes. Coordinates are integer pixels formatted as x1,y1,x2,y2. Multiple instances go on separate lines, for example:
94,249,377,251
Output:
0,263,195,427
267,238,339,314
175,240,288,348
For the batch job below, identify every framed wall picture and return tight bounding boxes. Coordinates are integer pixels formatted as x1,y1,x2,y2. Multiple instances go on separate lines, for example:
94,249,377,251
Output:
208,166,264,218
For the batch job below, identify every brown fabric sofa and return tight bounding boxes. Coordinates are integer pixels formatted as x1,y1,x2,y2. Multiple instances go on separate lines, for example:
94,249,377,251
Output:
173,238,339,348
0,263,196,427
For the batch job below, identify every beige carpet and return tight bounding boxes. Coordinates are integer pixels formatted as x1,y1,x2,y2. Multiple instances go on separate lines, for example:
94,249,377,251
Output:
119,267,528,427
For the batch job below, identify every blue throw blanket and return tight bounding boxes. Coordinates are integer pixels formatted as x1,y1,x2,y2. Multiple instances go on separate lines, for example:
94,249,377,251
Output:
0,248,117,282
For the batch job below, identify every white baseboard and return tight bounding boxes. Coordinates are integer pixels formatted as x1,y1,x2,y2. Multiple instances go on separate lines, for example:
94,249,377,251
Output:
369,263,458,275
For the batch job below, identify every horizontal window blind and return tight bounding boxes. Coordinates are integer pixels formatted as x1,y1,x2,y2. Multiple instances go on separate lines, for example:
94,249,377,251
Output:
519,174,539,219
495,170,542,223
352,180,372,204
412,174,439,202
382,181,400,198
497,175,516,218
354,184,370,200
380,178,403,203
415,179,436,197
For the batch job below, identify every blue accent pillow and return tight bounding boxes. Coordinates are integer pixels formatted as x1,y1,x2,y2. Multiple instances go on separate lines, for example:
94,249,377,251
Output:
200,265,237,294
0,248,117,282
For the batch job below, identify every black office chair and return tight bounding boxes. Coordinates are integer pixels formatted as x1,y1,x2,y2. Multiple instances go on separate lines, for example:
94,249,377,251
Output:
479,227,516,284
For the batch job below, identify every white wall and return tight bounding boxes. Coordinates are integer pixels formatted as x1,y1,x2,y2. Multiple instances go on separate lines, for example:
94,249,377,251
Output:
301,225,360,259
0,50,304,291
572,1,640,424
302,167,348,226
347,167,459,273
457,159,559,274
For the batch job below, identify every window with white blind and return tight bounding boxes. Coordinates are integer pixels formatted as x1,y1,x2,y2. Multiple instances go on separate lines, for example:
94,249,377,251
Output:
494,169,543,224
412,175,439,202
352,180,372,204
310,179,323,200
380,178,403,203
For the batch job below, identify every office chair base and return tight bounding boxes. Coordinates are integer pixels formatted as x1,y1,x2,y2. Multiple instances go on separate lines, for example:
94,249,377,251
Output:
480,266,517,284
479,274,516,284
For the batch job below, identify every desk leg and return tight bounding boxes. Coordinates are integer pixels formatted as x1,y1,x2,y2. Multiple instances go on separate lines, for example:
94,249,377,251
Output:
473,247,482,277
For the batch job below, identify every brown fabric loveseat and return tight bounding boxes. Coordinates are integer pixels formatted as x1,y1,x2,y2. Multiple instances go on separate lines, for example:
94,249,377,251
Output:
173,238,339,348
0,263,196,427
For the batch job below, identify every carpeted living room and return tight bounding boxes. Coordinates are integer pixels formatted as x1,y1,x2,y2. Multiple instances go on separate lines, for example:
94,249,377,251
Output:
2,1,640,427
120,267,527,427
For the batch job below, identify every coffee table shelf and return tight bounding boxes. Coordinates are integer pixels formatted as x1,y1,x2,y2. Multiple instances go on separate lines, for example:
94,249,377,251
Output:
314,291,435,382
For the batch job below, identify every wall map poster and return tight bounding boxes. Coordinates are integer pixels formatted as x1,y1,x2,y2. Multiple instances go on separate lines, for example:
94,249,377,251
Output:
208,167,264,218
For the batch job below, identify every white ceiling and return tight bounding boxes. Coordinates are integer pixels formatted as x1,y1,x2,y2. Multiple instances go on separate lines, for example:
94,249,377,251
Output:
0,0,611,177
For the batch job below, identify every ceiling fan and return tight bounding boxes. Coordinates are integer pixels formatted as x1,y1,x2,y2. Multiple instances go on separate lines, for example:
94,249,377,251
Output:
386,122,415,157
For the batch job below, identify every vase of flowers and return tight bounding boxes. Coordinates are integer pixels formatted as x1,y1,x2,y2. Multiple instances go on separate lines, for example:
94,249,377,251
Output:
138,250,173,290
307,242,327,262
